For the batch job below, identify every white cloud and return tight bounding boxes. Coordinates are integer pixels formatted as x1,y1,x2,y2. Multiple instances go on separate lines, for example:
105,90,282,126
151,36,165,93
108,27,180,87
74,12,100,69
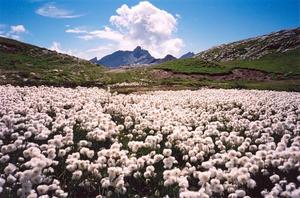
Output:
78,27,123,41
0,24,27,40
66,1,184,58
87,45,113,53
49,41,114,60
86,44,117,58
36,3,82,18
49,41,63,53
10,35,21,40
10,25,26,33
49,41,82,57
65,28,87,34
49,41,79,56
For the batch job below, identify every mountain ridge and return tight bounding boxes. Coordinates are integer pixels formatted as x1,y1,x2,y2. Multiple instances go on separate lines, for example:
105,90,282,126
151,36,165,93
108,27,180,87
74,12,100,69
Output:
96,46,156,67
195,27,300,62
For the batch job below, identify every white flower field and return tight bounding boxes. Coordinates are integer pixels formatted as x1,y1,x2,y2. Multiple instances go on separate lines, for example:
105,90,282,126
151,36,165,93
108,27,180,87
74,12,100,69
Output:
0,85,299,198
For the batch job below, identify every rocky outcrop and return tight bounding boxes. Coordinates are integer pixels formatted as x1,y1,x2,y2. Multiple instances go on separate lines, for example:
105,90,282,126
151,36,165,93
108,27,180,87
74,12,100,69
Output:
195,27,300,62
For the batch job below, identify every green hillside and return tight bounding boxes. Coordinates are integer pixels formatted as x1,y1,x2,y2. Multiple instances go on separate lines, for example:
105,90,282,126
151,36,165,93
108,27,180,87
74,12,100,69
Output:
154,58,227,74
223,47,300,74
0,37,105,86
155,47,300,75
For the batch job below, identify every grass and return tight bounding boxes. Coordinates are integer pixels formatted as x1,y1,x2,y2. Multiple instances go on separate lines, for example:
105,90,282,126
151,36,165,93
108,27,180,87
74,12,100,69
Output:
223,47,300,74
0,37,105,85
155,47,300,75
102,68,152,84
154,58,228,74
110,78,300,93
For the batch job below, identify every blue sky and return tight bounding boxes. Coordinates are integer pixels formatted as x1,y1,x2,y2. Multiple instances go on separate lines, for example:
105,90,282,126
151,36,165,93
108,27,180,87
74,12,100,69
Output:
0,0,299,59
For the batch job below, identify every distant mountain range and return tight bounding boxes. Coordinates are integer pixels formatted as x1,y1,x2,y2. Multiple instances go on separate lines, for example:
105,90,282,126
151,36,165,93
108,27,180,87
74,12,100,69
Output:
91,27,300,68
90,46,194,67
94,46,155,67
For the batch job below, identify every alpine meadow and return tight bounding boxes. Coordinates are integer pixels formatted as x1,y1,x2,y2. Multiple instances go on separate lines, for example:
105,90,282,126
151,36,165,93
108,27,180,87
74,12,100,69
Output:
0,1,299,198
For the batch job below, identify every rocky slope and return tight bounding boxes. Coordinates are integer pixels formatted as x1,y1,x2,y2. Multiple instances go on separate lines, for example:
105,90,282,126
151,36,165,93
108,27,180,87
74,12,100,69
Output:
195,27,300,62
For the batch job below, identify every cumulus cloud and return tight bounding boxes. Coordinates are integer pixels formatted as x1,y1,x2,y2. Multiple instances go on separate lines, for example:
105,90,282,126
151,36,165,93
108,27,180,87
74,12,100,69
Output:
50,41,80,56
36,3,83,18
86,44,117,57
10,25,26,33
66,1,184,58
50,41,64,53
0,24,27,40
49,41,112,60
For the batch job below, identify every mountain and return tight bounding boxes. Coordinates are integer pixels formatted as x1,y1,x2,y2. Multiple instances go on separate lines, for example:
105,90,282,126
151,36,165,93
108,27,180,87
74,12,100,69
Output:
180,52,195,59
195,27,300,62
155,27,300,75
90,57,98,64
97,46,156,67
153,54,177,64
0,36,104,86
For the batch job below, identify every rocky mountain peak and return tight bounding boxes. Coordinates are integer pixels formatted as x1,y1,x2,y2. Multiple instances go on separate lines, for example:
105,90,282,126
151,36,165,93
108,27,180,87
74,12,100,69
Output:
96,46,155,67
133,46,142,52
89,57,98,64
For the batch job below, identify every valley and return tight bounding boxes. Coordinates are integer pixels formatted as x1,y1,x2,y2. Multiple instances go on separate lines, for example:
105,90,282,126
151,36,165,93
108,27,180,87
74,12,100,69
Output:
0,27,299,92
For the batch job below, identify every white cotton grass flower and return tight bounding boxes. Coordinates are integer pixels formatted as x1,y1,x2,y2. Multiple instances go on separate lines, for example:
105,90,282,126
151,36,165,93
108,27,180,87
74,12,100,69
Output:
163,149,172,157
72,170,82,180
101,178,111,188
86,150,95,159
270,174,280,183
6,174,17,183
4,163,17,175
198,171,211,185
37,184,49,195
247,179,256,189
0,85,300,197
291,189,300,198
235,189,246,197
163,156,176,169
